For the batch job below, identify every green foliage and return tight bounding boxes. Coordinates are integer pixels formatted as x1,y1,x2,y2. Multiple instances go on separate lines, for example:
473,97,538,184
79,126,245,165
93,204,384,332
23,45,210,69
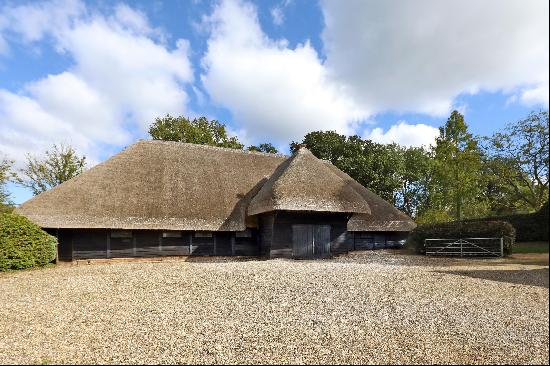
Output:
408,220,516,255
0,157,14,212
248,143,278,154
0,213,57,271
465,201,549,242
149,115,244,149
17,144,86,196
482,110,549,212
430,110,484,220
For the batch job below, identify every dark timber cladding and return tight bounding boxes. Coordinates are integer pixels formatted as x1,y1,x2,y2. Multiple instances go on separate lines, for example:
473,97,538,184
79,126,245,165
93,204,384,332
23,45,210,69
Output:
267,211,352,258
56,229,259,260
16,141,417,260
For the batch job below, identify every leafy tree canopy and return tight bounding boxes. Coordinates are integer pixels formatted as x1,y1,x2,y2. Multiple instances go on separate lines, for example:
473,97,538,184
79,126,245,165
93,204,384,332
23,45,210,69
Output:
17,144,86,195
149,115,244,149
430,110,484,221
248,143,278,154
482,110,549,212
0,157,14,212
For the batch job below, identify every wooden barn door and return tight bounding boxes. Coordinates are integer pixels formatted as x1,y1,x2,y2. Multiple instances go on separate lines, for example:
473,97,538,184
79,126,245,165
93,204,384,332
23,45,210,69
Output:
292,224,331,258
292,224,313,258
314,225,331,257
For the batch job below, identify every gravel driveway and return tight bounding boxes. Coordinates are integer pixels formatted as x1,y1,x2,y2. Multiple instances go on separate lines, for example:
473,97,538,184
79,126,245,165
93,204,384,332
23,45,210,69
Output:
1,252,548,364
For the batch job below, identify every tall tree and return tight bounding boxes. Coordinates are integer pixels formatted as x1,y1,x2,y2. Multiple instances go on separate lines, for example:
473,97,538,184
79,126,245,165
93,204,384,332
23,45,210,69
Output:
431,110,483,220
482,110,549,212
248,143,278,154
0,157,14,212
149,115,244,149
17,144,87,195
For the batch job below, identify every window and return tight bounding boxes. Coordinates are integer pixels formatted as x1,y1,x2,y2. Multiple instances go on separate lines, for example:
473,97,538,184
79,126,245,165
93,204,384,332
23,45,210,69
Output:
162,231,182,238
235,229,252,238
194,231,213,238
110,230,132,238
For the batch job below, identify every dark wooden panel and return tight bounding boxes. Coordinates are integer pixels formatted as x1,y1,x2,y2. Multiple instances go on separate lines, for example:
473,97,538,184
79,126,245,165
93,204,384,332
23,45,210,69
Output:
354,232,375,250
191,235,214,255
292,224,313,258
160,231,190,256
134,231,161,257
57,230,73,261
272,221,292,251
235,236,259,256
259,213,275,256
110,235,134,258
215,232,233,256
330,224,352,253
314,225,331,257
73,230,108,259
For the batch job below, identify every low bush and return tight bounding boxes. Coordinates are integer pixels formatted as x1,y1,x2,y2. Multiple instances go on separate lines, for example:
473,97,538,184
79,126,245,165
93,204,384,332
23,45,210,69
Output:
0,213,57,271
408,220,516,255
465,201,549,242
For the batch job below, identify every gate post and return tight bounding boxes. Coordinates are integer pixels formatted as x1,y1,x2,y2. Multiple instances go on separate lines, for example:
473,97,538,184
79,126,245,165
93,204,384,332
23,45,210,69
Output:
500,237,504,257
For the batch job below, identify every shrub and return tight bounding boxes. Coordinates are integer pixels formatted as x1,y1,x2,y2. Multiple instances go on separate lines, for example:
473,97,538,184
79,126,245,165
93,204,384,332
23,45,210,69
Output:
0,213,57,271
407,220,516,255
465,201,549,242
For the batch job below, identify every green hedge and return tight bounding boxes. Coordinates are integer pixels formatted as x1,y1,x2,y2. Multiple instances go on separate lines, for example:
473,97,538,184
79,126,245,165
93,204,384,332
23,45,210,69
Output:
0,213,57,271
408,220,516,255
465,201,549,242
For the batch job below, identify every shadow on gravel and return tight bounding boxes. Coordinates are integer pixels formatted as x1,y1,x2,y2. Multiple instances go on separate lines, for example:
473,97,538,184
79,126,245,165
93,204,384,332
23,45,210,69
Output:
438,268,549,289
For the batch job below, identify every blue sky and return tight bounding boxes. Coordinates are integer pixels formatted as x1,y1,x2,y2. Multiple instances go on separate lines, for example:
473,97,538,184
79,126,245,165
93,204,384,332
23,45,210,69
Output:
0,0,548,205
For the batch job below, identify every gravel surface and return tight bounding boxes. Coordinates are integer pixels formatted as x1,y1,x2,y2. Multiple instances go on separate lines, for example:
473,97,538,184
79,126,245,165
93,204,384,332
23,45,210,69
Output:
1,252,548,364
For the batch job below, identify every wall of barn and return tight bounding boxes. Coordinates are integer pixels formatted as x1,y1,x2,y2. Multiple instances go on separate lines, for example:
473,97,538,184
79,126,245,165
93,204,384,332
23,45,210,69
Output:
258,211,411,258
268,211,351,258
51,226,411,261
54,229,260,261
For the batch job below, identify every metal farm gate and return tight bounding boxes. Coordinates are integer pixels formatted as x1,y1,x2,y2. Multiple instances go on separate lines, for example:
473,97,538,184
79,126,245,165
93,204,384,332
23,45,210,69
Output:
424,238,505,257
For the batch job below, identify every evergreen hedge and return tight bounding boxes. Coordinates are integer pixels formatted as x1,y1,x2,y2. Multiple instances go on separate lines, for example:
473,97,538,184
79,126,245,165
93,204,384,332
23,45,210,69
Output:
0,213,57,271
408,220,516,255
465,201,549,242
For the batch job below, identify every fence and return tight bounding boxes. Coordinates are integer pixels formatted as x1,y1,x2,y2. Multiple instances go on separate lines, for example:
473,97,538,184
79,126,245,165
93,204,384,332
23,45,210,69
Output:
424,237,504,257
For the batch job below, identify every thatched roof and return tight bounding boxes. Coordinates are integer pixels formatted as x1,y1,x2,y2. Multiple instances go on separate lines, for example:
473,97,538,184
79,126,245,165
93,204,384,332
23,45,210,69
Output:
248,147,372,215
15,140,415,232
15,141,285,231
322,162,416,231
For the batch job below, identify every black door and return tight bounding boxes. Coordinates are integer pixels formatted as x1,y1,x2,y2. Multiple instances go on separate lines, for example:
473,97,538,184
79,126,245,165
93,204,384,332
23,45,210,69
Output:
292,224,331,258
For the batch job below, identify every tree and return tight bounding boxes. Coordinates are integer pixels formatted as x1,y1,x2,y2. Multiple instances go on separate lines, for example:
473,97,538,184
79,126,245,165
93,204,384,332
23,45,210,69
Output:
149,115,244,149
17,144,87,195
0,157,14,212
482,110,549,212
248,143,278,154
395,146,432,218
430,110,484,221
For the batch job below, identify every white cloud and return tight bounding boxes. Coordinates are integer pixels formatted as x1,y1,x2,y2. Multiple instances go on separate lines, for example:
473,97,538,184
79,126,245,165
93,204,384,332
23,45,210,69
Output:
270,7,284,26
200,0,368,144
364,121,439,148
0,0,193,165
321,0,549,115
270,0,292,26
519,85,549,107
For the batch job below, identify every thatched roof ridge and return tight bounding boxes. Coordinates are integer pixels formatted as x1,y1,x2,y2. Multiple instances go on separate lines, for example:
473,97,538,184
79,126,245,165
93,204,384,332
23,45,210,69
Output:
247,147,372,215
143,139,289,159
321,161,416,231
15,140,286,230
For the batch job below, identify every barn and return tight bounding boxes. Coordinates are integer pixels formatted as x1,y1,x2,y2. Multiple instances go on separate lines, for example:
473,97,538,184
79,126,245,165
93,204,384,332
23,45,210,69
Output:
14,140,416,260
